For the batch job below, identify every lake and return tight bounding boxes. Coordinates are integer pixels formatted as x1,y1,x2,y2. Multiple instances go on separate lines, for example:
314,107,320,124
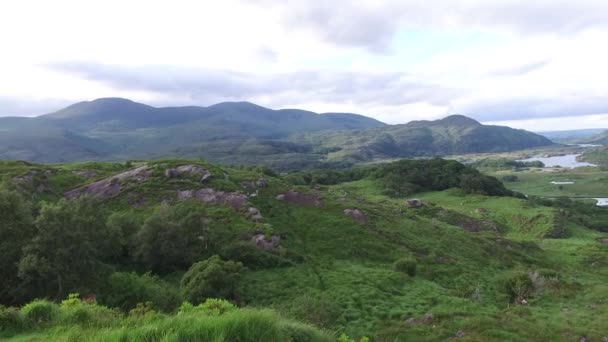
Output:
594,198,608,207
518,154,597,168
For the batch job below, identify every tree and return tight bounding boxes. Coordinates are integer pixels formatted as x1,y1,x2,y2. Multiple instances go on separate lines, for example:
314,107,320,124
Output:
180,255,243,304
0,189,35,304
135,203,208,274
18,198,110,300
105,212,140,263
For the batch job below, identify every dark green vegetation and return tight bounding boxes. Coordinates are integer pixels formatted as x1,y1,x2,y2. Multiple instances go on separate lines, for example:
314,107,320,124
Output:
1,158,606,341
0,98,552,170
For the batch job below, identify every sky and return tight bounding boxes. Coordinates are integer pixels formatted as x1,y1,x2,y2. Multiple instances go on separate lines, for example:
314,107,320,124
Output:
1,0,608,131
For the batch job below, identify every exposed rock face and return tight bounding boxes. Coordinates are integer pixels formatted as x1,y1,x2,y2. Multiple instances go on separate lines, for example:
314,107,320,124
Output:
165,165,211,182
598,238,608,244
248,207,263,221
276,190,323,207
176,188,248,209
344,208,368,224
251,234,280,250
65,166,151,200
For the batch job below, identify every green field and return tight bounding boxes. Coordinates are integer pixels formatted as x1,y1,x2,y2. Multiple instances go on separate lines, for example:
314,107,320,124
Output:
489,168,608,198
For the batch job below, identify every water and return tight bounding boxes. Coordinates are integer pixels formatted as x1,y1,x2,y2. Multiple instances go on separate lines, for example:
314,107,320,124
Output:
550,181,574,185
594,198,608,207
518,154,597,168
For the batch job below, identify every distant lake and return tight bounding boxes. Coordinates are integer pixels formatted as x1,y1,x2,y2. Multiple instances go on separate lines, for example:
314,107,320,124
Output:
518,154,597,168
595,198,608,207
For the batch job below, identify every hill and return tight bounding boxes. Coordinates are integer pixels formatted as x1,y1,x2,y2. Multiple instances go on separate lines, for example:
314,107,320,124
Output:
578,130,608,145
538,128,607,143
0,99,553,169
295,115,553,162
0,158,606,341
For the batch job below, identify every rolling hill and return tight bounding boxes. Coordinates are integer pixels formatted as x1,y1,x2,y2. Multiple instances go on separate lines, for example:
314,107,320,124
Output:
295,115,554,162
578,130,608,145
0,99,554,168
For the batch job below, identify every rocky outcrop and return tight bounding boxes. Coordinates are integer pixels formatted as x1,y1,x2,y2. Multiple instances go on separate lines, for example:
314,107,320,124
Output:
343,208,368,224
13,170,50,193
65,166,151,200
247,207,263,221
242,178,269,189
165,165,211,182
176,188,248,209
276,190,323,207
251,234,280,251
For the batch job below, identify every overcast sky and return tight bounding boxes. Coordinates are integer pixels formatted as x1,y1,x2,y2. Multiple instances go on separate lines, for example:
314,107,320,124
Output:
1,0,608,131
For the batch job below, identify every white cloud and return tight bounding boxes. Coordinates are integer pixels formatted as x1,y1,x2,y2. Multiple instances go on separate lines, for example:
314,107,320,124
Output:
0,0,607,130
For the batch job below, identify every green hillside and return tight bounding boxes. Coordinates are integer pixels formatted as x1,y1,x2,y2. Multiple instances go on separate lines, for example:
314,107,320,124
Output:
295,115,553,162
579,130,608,145
0,100,553,169
1,158,606,341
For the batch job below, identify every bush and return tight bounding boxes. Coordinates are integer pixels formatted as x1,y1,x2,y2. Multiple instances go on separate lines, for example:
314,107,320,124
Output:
178,298,236,316
99,272,180,312
393,257,417,277
21,299,59,325
0,305,24,331
501,271,535,304
180,255,243,304
282,294,342,328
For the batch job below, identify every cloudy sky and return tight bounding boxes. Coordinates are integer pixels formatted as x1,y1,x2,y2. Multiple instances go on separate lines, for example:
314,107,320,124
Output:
1,0,608,131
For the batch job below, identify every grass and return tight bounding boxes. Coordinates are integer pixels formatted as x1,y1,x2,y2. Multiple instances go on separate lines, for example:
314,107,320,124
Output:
490,168,608,198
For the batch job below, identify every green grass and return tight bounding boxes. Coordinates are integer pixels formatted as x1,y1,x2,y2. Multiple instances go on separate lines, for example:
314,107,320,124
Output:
490,168,608,198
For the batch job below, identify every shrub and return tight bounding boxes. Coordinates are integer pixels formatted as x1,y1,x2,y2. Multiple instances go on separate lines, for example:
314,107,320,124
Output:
393,257,417,277
99,272,180,312
180,255,243,304
501,271,535,304
0,305,24,331
178,299,236,316
21,299,59,325
283,294,342,328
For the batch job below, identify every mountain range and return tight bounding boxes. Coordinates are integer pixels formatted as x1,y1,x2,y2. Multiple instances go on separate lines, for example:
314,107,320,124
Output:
0,98,554,169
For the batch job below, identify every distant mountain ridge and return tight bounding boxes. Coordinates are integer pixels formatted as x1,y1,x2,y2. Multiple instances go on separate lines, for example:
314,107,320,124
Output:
0,98,554,169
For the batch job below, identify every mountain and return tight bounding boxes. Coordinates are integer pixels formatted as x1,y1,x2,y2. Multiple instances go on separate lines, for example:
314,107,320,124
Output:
538,128,608,143
578,129,608,145
295,114,554,162
0,99,553,169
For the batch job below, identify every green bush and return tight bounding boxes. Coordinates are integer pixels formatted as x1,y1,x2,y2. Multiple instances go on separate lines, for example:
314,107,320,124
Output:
178,298,236,316
180,255,244,304
99,272,180,312
21,299,59,325
393,257,417,277
283,294,342,328
501,271,535,304
0,305,24,331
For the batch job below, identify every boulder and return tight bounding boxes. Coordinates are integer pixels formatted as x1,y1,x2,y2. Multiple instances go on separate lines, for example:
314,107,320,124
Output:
343,208,368,224
165,165,211,182
277,190,323,207
251,234,280,251
255,178,268,187
248,207,263,221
